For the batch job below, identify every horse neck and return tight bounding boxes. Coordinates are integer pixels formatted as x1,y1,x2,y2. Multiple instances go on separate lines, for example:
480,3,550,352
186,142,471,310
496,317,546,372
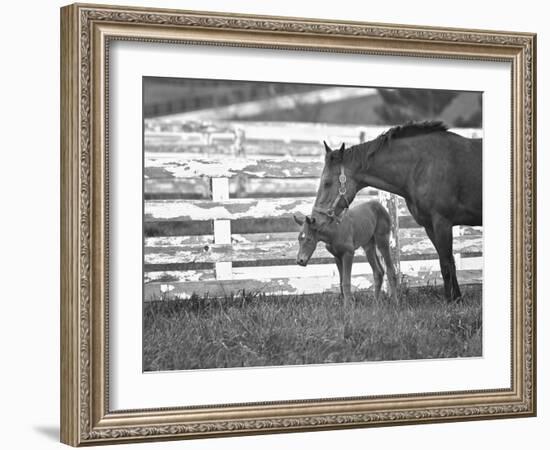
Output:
351,140,414,198
316,216,350,245
317,222,339,244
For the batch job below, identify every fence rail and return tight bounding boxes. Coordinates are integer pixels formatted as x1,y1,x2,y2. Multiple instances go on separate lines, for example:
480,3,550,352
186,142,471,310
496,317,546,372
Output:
143,119,483,301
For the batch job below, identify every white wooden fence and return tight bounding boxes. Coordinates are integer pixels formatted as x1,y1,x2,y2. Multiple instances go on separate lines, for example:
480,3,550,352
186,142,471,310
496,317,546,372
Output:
144,120,483,301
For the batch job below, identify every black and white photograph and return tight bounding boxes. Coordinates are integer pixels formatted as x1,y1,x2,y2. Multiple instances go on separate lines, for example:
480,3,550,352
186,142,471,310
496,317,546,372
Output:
51,1,539,447
0,0,543,446
142,77,483,372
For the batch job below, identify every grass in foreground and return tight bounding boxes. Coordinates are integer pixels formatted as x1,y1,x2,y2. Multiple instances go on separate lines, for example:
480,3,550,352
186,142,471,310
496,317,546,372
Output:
143,285,482,371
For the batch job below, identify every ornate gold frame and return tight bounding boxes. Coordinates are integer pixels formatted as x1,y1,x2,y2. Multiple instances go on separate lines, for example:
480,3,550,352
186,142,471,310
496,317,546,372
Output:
60,3,536,446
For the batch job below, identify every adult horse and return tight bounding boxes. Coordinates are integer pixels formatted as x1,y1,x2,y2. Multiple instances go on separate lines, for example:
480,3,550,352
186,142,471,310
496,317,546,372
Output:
313,121,482,302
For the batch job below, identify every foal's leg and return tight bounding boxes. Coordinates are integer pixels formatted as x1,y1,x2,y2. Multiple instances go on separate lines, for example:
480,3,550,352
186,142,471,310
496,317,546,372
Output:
341,252,354,308
374,232,399,304
426,218,461,302
327,246,344,296
334,255,344,297
364,240,384,301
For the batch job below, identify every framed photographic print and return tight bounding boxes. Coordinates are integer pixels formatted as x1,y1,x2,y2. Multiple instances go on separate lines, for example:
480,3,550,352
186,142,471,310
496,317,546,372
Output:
60,3,536,446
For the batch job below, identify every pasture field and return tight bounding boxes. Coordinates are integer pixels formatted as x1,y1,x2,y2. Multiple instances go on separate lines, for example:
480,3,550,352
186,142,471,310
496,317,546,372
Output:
143,284,482,371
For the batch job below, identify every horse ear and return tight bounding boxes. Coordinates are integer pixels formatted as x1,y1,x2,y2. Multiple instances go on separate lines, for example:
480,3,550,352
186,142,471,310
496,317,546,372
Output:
339,142,346,152
323,140,332,154
305,216,316,225
293,214,304,226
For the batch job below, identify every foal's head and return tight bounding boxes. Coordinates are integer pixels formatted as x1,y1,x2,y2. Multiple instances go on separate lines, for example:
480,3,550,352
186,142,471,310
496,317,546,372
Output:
293,214,320,266
313,141,359,220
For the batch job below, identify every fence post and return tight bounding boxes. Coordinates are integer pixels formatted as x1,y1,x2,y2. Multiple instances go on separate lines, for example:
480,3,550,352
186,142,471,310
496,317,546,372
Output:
452,226,463,271
378,191,401,287
212,127,246,281
232,127,249,198
211,177,232,281
232,127,246,156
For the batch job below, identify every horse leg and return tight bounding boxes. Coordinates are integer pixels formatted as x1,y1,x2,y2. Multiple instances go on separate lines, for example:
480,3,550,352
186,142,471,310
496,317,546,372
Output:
364,240,384,301
374,232,399,304
341,252,354,308
326,246,344,296
334,255,344,296
427,219,462,302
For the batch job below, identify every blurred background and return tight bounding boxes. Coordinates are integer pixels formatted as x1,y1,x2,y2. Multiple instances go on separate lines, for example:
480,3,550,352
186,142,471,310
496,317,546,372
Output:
144,77,481,127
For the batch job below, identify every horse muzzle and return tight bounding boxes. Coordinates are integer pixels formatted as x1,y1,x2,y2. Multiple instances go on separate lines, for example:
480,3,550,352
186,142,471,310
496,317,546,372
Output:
296,256,308,267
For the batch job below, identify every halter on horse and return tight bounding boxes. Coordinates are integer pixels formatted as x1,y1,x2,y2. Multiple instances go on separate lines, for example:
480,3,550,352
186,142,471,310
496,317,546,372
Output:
313,165,350,222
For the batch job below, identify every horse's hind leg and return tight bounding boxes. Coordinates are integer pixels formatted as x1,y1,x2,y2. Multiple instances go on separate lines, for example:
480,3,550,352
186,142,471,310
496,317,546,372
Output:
364,240,384,301
374,232,399,304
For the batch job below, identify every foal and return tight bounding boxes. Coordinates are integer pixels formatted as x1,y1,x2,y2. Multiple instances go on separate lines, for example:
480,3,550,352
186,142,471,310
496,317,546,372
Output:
294,201,398,306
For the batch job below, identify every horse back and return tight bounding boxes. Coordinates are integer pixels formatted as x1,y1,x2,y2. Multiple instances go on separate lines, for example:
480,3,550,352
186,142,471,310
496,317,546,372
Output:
409,133,482,225
450,134,481,183
448,135,482,224
348,201,391,243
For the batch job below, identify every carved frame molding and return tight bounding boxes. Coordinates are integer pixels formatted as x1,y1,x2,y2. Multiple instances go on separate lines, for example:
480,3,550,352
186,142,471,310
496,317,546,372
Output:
60,3,536,446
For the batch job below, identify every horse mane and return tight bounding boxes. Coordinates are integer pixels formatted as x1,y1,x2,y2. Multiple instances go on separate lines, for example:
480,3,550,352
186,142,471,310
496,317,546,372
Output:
340,121,450,169
382,120,449,140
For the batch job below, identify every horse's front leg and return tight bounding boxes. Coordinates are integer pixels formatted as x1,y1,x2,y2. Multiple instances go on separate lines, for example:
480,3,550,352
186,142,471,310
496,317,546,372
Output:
426,219,461,302
341,252,354,307
327,245,344,296
334,256,344,297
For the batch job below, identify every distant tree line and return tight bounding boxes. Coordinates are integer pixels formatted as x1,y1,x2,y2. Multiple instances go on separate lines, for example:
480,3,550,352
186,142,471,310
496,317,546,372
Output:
375,88,481,127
